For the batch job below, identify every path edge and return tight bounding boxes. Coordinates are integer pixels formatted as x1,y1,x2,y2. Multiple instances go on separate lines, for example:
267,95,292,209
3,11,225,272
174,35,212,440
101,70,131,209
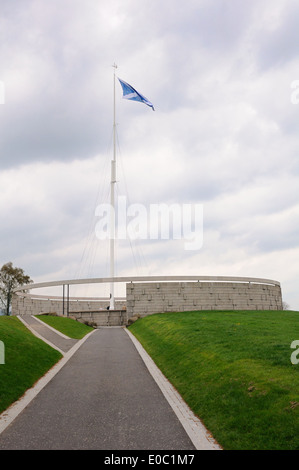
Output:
125,327,222,451
0,329,95,435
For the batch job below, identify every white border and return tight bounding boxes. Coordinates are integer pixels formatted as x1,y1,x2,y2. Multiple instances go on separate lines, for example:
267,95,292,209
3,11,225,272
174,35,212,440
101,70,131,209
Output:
0,322,221,449
17,315,65,355
31,315,71,340
125,328,222,450
0,329,95,435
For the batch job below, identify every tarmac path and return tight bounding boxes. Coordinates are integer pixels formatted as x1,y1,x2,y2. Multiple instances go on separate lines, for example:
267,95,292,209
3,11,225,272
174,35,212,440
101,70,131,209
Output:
0,325,196,450
0,317,221,450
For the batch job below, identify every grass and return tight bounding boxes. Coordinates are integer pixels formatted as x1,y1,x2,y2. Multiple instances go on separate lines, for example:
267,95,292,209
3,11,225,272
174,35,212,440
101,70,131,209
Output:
35,314,94,339
0,316,62,415
129,310,299,450
0,315,93,415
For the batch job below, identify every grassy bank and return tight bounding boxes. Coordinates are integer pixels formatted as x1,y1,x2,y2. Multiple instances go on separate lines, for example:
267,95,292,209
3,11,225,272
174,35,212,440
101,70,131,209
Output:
35,314,94,339
0,315,93,415
129,310,299,450
0,316,62,415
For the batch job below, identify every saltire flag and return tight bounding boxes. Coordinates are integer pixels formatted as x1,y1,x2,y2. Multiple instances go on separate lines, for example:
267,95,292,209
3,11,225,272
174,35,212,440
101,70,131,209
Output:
118,78,155,111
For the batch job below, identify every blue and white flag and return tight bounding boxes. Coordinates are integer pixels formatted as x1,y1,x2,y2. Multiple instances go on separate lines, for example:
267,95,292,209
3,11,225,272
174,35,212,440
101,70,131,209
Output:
118,78,155,111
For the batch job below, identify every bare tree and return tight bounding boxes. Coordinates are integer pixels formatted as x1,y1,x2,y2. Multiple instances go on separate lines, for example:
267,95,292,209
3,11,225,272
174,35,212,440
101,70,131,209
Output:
0,262,32,315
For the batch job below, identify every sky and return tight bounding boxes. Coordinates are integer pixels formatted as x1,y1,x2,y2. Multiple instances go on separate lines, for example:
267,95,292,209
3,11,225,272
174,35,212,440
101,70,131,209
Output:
0,0,299,308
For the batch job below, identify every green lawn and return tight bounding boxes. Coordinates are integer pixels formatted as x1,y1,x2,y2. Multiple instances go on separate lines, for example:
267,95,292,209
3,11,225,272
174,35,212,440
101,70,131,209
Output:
0,316,62,415
129,310,299,450
35,314,94,339
0,315,93,415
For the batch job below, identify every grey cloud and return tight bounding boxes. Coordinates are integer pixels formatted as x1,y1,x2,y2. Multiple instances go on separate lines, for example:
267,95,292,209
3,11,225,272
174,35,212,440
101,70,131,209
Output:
0,1,116,169
1,95,110,169
257,5,299,70
0,0,298,308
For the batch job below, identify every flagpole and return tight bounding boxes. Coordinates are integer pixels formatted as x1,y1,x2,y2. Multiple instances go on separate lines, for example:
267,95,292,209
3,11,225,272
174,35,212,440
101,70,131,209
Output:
110,63,117,310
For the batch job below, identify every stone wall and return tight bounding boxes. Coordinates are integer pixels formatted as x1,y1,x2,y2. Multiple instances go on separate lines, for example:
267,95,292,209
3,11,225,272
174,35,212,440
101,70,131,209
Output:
126,281,283,318
69,310,127,327
12,294,126,317
12,277,283,325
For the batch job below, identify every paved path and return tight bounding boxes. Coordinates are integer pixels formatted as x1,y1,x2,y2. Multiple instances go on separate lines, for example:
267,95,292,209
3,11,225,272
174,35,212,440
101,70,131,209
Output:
17,314,78,354
0,317,220,450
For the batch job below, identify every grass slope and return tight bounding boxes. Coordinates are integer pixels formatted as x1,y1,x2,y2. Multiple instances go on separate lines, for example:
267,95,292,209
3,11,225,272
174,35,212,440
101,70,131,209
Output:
129,310,299,450
0,316,62,415
35,314,94,339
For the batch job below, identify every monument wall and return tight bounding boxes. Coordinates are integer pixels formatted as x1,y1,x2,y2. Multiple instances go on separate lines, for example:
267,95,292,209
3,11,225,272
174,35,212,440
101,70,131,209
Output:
126,280,283,318
12,276,283,326
12,294,125,316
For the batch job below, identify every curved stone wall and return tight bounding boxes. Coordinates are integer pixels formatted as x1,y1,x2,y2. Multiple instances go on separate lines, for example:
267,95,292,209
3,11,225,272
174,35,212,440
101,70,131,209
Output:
12,276,283,326
11,294,125,317
126,280,283,318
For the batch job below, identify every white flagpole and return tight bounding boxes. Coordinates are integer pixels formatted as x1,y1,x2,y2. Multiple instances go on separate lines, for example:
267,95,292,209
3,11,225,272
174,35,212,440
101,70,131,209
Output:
110,63,117,310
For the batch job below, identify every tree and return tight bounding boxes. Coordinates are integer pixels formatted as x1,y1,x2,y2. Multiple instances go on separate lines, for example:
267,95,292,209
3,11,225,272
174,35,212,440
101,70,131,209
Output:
0,262,32,315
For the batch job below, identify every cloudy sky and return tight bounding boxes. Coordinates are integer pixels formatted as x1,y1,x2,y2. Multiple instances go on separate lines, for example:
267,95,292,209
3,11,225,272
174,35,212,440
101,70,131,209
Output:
0,0,299,308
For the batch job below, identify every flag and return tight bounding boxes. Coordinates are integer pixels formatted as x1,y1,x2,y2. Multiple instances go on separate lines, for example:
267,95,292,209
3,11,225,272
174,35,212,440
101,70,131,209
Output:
118,78,155,111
